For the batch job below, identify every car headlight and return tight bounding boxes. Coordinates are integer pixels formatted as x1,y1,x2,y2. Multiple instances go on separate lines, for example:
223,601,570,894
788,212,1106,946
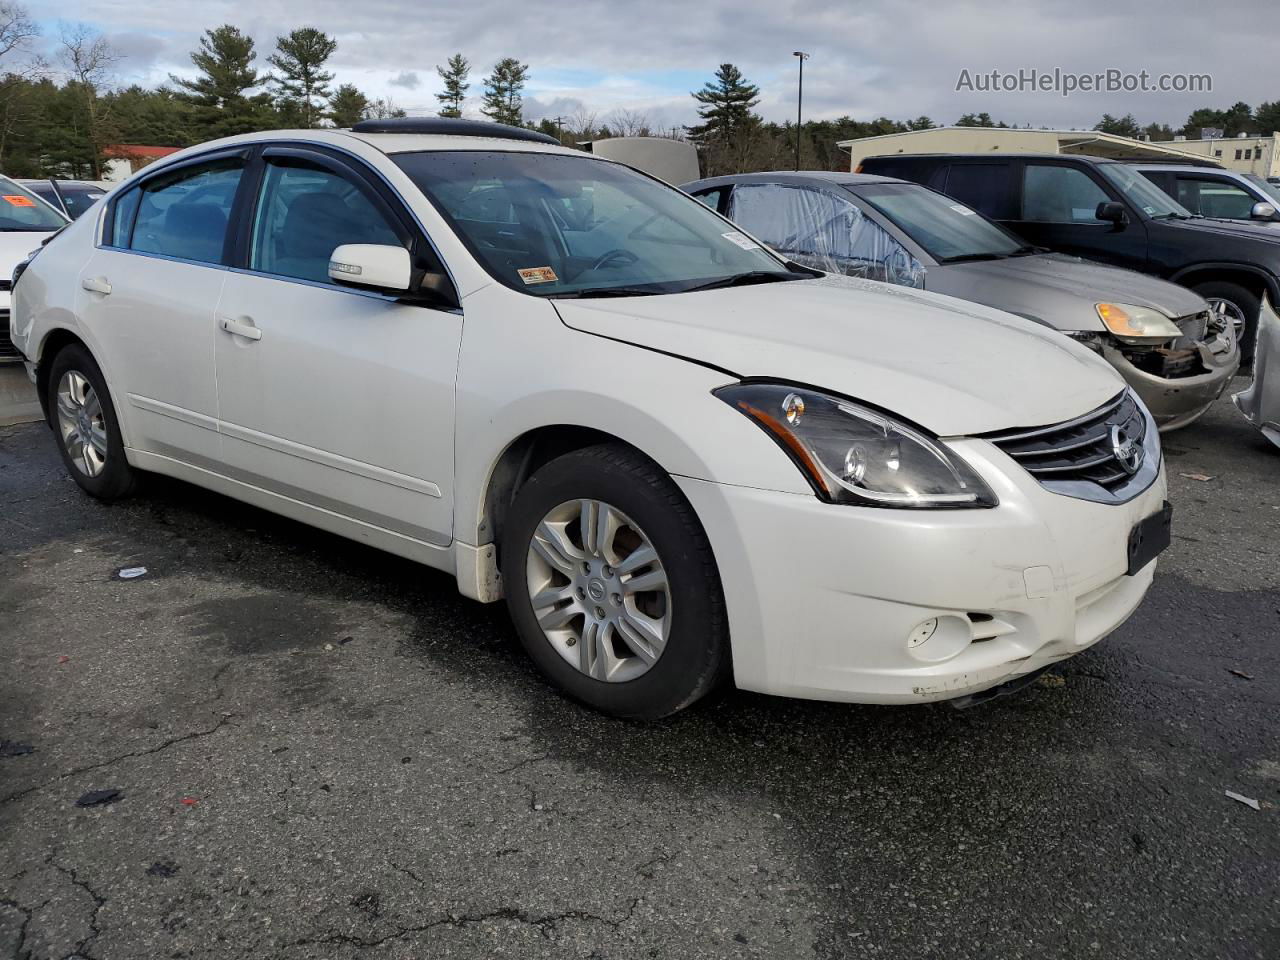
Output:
715,382,997,509
1095,302,1182,341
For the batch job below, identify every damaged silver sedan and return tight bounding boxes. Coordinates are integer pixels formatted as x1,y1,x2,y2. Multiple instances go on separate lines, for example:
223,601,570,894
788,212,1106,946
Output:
685,172,1239,430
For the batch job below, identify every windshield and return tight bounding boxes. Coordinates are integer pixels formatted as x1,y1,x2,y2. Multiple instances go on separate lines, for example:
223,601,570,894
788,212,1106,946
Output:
1097,164,1190,218
60,184,106,219
393,150,796,296
1243,174,1280,205
854,183,1026,261
0,177,68,231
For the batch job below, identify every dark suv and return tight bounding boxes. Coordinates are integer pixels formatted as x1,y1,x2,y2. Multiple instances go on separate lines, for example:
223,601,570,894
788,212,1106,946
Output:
858,153,1280,361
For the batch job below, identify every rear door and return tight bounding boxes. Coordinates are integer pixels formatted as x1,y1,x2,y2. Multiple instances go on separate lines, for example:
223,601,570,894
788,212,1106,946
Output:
1006,160,1149,271
212,145,461,546
81,151,246,465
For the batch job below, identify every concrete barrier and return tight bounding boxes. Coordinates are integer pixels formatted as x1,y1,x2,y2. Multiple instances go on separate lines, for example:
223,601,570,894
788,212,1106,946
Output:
0,364,42,426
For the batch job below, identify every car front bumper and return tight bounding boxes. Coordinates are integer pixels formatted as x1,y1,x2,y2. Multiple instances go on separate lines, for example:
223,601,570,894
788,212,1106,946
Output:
1102,335,1238,432
676,438,1167,705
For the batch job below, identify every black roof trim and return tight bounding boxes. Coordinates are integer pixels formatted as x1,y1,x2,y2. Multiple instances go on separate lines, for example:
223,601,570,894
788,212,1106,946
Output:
350,117,560,145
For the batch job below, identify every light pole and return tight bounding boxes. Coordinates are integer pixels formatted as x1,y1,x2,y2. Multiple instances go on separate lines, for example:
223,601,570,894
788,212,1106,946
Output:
793,51,810,171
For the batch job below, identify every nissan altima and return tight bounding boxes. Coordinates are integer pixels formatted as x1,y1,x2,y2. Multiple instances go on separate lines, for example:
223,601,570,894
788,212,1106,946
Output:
11,118,1170,718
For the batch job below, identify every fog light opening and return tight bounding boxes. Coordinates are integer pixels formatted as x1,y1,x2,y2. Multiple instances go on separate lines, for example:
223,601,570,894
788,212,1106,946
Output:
907,618,938,648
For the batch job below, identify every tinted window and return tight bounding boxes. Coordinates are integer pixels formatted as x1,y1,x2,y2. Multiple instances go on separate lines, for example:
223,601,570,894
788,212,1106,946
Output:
249,161,403,285
1177,176,1257,218
127,158,244,263
942,164,1014,219
0,178,68,231
59,185,105,220
726,182,923,286
1021,165,1110,223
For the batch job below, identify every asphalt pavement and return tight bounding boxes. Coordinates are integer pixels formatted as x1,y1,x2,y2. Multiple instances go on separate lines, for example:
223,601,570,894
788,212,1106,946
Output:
1,391,1277,959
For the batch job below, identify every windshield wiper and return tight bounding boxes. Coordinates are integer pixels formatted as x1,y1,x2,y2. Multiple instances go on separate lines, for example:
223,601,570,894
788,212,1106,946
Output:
939,252,1006,264
552,286,665,299
682,271,801,293
1008,245,1045,257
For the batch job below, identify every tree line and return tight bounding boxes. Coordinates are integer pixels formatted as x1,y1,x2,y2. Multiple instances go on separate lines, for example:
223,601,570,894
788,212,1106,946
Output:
1,0,1276,181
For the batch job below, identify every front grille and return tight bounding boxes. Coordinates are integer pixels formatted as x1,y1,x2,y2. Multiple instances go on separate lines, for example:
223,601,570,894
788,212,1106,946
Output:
0,309,21,362
984,391,1146,491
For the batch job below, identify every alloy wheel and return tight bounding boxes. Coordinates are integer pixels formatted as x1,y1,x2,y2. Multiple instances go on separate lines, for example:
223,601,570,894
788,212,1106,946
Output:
1207,297,1247,341
55,370,108,477
525,498,671,683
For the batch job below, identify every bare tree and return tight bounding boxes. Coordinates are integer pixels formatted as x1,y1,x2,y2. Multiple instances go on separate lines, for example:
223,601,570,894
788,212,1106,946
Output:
606,108,652,137
60,24,120,177
0,2,42,164
567,107,598,141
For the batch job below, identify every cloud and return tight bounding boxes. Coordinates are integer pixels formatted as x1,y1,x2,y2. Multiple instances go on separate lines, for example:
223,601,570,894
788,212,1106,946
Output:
389,70,419,89
47,0,1276,130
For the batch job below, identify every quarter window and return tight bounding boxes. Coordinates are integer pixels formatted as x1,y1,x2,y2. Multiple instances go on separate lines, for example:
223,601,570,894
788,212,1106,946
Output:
123,158,244,263
249,161,403,285
1021,165,1111,223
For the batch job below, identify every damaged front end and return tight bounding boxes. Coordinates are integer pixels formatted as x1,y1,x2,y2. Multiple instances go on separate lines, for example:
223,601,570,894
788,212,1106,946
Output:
1082,308,1240,431
1233,296,1280,449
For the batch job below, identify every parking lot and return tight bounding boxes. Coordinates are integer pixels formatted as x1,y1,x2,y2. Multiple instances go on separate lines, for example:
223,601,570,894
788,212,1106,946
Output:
1,387,1277,959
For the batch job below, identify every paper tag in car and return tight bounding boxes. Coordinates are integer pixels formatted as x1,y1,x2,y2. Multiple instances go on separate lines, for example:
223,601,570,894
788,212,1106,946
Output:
721,231,760,251
2,195,35,207
949,204,976,216
518,266,558,284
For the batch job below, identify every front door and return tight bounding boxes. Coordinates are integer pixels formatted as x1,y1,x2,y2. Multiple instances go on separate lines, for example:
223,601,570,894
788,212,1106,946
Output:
213,150,461,546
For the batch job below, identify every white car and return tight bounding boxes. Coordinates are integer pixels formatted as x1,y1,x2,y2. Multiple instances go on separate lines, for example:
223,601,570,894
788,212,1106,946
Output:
11,118,1171,718
0,175,68,362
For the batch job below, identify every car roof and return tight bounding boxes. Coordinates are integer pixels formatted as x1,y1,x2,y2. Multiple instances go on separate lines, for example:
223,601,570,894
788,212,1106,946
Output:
862,152,1120,164
1124,162,1244,174
684,170,905,190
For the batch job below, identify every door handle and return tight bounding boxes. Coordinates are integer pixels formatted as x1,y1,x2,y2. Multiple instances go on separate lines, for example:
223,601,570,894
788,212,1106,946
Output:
81,276,112,295
219,316,262,341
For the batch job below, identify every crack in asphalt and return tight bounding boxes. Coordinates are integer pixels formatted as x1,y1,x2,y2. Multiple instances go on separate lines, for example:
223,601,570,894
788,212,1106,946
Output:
293,896,644,949
0,714,237,807
1,894,50,960
47,853,106,960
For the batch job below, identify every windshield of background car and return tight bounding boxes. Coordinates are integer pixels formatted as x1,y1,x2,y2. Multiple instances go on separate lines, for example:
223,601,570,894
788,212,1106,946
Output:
59,184,106,219
1243,174,1280,205
393,150,794,296
855,183,1025,261
1098,164,1189,218
0,178,68,231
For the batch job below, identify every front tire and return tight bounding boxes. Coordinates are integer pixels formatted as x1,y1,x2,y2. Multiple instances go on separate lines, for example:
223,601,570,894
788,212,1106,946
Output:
46,343,137,501
501,444,728,719
1194,280,1260,364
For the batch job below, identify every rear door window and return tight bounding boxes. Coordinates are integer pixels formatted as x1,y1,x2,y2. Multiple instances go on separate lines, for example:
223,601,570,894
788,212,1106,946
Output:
1020,165,1111,223
123,158,245,264
942,163,1015,219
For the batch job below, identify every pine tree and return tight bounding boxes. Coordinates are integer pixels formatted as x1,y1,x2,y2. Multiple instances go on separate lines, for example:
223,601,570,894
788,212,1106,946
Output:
268,27,337,128
328,83,369,128
436,53,469,118
171,25,271,138
480,58,527,127
686,64,759,144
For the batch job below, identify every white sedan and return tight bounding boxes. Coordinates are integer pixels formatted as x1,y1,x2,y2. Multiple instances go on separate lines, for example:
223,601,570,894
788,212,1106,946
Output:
11,118,1170,718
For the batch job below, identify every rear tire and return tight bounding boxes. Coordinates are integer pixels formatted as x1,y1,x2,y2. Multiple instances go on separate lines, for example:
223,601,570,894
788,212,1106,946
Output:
46,343,138,501
501,443,729,719
1193,280,1260,364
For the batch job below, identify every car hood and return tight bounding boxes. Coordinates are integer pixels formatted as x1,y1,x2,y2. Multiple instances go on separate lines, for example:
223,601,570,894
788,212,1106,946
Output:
926,253,1209,332
0,230,53,270
1161,215,1280,242
553,274,1123,436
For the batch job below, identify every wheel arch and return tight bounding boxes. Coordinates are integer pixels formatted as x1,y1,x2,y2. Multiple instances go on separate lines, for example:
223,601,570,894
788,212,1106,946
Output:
33,326,94,423
1171,263,1279,303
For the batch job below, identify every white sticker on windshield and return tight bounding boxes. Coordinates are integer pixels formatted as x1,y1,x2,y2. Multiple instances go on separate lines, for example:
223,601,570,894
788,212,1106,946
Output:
721,231,760,251
949,203,976,216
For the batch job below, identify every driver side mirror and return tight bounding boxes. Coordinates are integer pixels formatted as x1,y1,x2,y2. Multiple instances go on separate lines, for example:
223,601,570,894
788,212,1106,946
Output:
329,244,412,292
1095,202,1129,228
1251,201,1278,221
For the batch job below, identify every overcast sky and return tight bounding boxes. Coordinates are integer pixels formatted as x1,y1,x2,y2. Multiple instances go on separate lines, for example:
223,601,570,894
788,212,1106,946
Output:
34,0,1276,133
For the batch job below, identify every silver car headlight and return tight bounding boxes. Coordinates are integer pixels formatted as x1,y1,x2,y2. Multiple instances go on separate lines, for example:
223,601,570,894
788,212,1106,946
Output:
1095,303,1182,342
715,382,998,509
